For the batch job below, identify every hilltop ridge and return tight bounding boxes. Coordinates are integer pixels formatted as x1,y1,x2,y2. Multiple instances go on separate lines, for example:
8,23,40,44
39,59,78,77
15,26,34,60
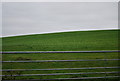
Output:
2,30,119,51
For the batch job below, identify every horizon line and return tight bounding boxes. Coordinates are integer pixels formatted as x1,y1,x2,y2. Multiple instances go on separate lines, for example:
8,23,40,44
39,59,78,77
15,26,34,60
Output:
1,28,119,38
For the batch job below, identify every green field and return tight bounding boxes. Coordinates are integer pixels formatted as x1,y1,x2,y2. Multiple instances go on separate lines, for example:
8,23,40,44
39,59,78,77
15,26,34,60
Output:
2,29,119,81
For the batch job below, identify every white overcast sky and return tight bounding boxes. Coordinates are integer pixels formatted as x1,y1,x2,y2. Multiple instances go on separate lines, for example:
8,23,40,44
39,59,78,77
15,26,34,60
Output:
2,2,118,37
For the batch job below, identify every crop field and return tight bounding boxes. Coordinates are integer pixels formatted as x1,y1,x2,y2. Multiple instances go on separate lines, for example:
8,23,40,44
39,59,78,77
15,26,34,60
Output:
2,29,119,81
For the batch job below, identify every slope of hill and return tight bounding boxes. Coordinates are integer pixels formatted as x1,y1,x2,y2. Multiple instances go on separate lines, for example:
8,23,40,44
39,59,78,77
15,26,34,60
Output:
2,29,119,80
2,29,119,51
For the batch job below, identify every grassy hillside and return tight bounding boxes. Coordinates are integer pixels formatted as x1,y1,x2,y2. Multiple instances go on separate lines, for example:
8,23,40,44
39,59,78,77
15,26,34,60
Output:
2,30,119,51
2,30,119,80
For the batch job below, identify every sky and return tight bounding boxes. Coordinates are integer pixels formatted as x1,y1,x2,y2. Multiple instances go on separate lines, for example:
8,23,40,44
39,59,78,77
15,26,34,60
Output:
2,2,118,37
1,0,119,2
